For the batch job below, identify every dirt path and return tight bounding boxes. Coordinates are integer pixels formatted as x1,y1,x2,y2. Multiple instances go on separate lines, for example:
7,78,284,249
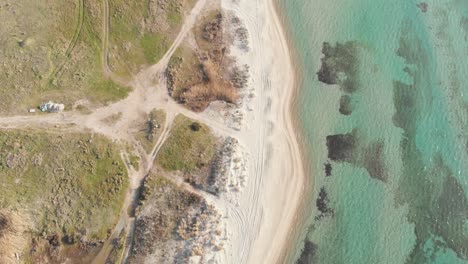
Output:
90,0,214,262
47,0,84,83
0,0,220,262
101,0,129,86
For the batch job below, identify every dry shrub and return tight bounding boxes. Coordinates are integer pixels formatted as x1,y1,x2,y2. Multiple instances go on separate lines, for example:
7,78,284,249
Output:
0,211,30,264
178,60,238,111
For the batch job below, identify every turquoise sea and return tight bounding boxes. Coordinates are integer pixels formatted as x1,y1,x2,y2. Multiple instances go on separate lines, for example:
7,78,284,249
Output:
277,0,468,263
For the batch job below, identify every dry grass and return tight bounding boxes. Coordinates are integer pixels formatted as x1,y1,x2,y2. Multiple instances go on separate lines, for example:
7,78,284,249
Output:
0,211,29,264
0,0,133,114
0,129,128,262
167,50,237,112
0,0,130,115
167,8,242,112
0,0,199,115
177,61,237,111
193,9,226,57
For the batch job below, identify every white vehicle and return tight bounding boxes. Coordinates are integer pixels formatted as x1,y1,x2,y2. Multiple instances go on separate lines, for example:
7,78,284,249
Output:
40,101,65,113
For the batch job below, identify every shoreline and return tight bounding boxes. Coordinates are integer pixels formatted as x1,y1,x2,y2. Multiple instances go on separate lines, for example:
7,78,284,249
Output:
219,0,308,262
267,0,312,262
270,0,317,262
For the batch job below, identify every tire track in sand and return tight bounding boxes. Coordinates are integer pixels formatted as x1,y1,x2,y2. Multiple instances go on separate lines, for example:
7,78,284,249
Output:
48,0,84,83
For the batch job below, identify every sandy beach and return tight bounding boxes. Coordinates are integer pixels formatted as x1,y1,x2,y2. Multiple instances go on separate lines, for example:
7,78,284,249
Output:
218,0,306,263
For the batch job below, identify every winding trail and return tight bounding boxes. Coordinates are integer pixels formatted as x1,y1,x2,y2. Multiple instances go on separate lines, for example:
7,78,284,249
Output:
101,0,129,86
47,0,84,82
1,0,219,262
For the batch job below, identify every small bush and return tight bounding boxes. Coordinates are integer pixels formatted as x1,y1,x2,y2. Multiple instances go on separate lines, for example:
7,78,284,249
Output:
190,122,201,131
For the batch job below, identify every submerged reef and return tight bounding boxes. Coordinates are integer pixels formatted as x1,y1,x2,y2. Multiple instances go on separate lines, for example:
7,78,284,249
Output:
317,41,360,93
393,21,468,262
296,240,317,264
317,42,360,116
315,187,334,220
324,162,332,177
326,132,357,162
339,95,353,115
416,2,428,13
326,131,387,182
362,141,387,182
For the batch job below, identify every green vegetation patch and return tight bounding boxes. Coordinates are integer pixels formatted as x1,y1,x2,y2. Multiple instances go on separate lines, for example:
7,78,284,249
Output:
141,33,170,64
0,129,128,241
129,154,140,171
156,115,217,172
107,0,196,77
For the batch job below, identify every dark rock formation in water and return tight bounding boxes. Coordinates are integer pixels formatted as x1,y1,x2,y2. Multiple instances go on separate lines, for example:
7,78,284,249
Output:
416,2,428,13
296,240,317,264
362,141,387,182
436,173,468,259
326,132,357,162
317,41,360,93
324,162,332,177
315,187,334,220
339,95,353,115
392,80,419,133
326,131,387,182
317,44,337,85
393,21,468,262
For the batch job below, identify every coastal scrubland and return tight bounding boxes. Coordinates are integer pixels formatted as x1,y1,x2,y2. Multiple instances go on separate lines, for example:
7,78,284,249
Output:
156,115,219,188
130,173,224,263
107,0,198,79
167,8,249,111
128,114,230,262
129,175,203,263
0,0,196,115
0,0,129,114
0,129,128,263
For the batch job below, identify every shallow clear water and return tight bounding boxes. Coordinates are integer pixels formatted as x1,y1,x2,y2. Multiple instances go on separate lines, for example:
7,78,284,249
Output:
278,0,468,263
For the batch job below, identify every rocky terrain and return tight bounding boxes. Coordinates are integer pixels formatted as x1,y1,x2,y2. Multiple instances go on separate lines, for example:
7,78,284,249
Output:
129,175,225,263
